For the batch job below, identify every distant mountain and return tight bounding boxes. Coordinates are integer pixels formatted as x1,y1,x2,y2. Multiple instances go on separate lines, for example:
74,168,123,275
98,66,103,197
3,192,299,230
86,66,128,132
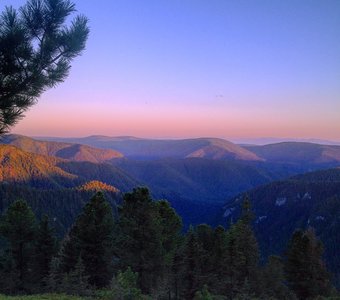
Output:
6,135,340,229
1,134,123,163
221,168,340,284
0,144,137,191
231,137,340,146
36,136,262,161
244,142,340,164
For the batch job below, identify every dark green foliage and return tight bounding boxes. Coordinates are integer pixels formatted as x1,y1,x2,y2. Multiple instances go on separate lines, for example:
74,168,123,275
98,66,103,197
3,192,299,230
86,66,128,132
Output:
209,225,228,294
0,187,337,298
114,187,162,293
0,200,36,291
224,198,260,298
60,257,90,296
285,228,333,299
182,226,201,299
262,255,297,299
0,0,89,134
46,257,63,293
194,285,213,300
34,215,57,287
59,224,81,274
0,254,20,294
222,168,340,284
111,267,143,300
0,183,120,237
60,191,115,288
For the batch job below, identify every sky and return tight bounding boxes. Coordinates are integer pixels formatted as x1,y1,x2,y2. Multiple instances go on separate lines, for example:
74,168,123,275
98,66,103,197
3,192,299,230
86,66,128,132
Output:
2,0,340,140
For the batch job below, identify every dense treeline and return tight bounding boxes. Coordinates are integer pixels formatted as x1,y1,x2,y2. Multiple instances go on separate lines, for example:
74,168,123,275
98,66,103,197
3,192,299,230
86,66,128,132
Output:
0,184,119,236
0,188,338,299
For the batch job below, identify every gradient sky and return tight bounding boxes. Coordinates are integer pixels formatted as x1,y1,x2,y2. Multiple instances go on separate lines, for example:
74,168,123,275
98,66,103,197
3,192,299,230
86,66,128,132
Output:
2,0,340,140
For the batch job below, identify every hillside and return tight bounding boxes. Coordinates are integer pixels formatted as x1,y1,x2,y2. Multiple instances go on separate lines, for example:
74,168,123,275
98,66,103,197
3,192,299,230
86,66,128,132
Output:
0,145,76,188
245,142,340,165
0,182,120,236
221,168,340,284
114,158,274,203
0,144,137,191
38,136,262,161
1,134,123,163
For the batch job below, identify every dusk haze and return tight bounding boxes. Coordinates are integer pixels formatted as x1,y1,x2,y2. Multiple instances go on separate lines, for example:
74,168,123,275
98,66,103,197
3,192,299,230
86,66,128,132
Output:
2,0,339,140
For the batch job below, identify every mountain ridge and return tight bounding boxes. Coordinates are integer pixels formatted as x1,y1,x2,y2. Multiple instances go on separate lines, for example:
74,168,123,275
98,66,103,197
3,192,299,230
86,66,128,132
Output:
1,134,123,163
33,135,263,161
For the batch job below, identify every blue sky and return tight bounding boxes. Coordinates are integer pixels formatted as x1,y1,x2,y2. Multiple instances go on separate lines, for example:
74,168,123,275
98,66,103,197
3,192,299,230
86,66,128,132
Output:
2,0,340,139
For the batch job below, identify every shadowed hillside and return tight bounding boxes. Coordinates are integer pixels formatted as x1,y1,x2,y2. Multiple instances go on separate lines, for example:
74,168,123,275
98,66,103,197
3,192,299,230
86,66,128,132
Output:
221,167,340,284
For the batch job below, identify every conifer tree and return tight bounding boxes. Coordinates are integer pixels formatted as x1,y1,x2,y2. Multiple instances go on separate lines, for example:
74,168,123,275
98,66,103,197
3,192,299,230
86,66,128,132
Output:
285,228,332,299
182,226,201,299
59,222,81,274
0,200,36,291
114,187,164,293
262,255,297,299
225,196,259,298
195,224,215,287
61,257,90,296
59,192,115,288
155,200,182,297
211,225,228,294
46,257,63,293
111,267,143,300
0,0,89,134
34,214,57,286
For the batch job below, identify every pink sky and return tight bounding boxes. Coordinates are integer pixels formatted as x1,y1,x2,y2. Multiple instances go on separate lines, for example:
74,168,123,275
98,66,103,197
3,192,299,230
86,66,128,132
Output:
7,0,340,141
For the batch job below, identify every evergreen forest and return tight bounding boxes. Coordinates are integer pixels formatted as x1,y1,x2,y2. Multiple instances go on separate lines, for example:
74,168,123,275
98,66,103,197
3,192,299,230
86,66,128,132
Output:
0,187,338,300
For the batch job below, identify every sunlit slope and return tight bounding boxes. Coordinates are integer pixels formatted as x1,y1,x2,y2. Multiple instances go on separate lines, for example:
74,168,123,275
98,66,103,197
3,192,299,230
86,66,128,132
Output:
1,134,123,163
0,144,136,191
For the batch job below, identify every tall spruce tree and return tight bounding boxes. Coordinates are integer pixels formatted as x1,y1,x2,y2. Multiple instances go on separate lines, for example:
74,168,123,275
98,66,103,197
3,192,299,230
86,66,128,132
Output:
224,196,259,298
59,192,115,288
195,224,215,287
0,200,36,291
262,255,297,299
34,214,57,287
182,226,201,299
211,225,228,294
114,187,165,293
155,200,182,297
285,228,332,299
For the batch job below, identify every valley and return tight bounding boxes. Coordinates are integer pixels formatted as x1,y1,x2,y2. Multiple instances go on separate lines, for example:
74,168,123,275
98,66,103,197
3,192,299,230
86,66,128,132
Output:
1,134,340,287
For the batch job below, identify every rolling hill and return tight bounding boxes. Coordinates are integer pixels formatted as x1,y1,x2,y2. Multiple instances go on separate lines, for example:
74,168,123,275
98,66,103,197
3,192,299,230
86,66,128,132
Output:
1,134,123,163
0,143,292,227
221,167,340,284
37,136,263,161
0,144,137,191
244,142,340,164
